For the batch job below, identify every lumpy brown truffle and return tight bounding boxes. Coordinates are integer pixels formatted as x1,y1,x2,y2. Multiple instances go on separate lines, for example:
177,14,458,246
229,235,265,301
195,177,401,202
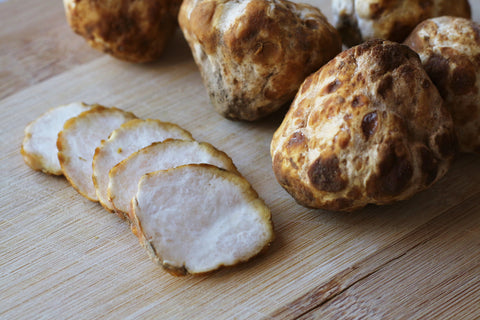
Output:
405,16,480,154
178,0,342,121
332,0,471,47
271,40,457,211
63,0,180,62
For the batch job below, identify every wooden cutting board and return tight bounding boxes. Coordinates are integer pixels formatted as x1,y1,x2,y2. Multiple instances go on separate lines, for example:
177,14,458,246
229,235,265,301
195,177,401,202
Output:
1,0,479,319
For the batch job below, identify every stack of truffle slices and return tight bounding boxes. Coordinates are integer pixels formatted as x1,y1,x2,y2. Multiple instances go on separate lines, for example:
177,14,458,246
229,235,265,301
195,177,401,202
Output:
21,102,274,276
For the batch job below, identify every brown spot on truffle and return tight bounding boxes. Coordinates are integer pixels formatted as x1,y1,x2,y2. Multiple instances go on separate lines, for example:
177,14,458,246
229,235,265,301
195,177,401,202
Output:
398,64,415,80
377,75,393,98
369,142,413,196
450,64,477,96
323,79,342,94
335,129,351,149
422,78,431,89
423,53,450,98
287,131,307,148
352,94,369,108
362,112,378,140
369,42,416,80
308,155,347,192
305,19,320,30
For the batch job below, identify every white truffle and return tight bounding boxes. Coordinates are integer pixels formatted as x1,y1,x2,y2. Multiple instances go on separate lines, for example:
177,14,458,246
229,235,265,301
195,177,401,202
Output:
63,0,181,62
405,16,480,154
179,0,342,120
271,40,457,211
332,0,471,47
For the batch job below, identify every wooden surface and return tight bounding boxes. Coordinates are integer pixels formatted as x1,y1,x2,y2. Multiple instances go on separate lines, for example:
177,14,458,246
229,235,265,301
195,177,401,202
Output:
1,0,479,319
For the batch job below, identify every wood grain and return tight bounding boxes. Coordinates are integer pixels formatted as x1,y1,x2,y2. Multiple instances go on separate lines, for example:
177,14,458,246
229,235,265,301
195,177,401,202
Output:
1,0,479,319
296,192,480,320
0,0,102,100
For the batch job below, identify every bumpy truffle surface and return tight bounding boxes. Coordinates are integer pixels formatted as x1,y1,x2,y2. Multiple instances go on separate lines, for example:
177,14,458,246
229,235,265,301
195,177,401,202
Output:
332,0,471,47
271,40,457,211
405,16,480,154
179,0,342,121
63,0,180,62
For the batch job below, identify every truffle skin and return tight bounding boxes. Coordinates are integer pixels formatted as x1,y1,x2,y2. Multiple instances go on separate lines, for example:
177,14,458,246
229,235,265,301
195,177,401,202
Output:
63,0,181,62
332,0,471,47
271,40,457,211
179,0,342,121
405,16,480,154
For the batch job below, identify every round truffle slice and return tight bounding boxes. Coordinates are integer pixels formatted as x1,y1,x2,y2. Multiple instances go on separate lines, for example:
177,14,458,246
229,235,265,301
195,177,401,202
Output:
21,102,92,175
404,16,480,154
57,106,137,201
93,119,194,212
271,39,457,211
131,164,274,276
63,0,180,62
179,0,341,121
332,0,471,47
108,139,239,220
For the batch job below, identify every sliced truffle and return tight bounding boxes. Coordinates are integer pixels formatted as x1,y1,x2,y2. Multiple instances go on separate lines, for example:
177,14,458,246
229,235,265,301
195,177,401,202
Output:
131,164,274,275
57,106,137,201
21,102,92,175
93,119,194,212
108,139,239,219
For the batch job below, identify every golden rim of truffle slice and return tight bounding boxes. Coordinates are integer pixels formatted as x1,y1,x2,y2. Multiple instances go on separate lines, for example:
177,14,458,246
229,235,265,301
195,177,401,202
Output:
21,102,92,175
93,119,194,212
57,105,137,201
108,139,239,220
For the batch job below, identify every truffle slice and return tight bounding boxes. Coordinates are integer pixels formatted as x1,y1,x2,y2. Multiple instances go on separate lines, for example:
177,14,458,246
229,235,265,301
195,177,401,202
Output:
405,16,480,154
93,119,194,212
57,106,137,201
21,102,92,175
131,164,274,275
108,139,239,219
179,0,341,120
271,40,457,211
332,0,471,47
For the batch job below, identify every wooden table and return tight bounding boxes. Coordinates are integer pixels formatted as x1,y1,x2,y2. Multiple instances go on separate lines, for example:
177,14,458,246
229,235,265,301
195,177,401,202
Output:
1,0,479,318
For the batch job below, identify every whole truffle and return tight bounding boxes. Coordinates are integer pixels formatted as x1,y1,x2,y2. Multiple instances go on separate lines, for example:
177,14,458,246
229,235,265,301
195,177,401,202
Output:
63,0,181,62
271,40,457,211
332,0,471,47
405,16,480,154
179,0,342,121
